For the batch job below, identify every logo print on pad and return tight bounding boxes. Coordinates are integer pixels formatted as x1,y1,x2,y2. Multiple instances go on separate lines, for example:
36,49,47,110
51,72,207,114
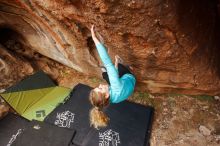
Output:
54,110,75,128
99,129,120,146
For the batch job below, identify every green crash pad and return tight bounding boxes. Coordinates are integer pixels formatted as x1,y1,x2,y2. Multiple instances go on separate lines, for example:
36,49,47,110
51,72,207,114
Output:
0,86,71,121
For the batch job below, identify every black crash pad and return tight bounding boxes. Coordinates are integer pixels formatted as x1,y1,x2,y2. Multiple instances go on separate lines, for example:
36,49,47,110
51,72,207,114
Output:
12,120,76,146
45,84,154,146
0,114,76,146
82,102,153,146
4,70,55,93
0,113,29,146
44,84,93,145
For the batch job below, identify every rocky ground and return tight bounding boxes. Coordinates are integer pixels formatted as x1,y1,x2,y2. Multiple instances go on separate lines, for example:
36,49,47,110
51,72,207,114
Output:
0,50,220,146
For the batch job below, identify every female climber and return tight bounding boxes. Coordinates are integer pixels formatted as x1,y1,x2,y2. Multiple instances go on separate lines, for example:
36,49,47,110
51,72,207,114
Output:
89,25,136,129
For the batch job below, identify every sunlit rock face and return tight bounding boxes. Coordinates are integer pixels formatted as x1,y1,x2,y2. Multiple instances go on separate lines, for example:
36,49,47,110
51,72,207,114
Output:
0,0,220,95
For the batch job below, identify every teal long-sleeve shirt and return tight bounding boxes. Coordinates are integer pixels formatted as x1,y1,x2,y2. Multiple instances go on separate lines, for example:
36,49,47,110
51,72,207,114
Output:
95,43,136,103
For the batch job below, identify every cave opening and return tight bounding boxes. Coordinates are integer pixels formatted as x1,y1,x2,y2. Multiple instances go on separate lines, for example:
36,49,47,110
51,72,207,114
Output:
0,26,35,90
0,26,26,53
0,25,45,76
0,26,43,60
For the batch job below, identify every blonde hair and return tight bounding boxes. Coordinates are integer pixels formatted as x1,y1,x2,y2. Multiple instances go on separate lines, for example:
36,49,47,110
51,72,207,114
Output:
89,89,109,129
0,103,9,120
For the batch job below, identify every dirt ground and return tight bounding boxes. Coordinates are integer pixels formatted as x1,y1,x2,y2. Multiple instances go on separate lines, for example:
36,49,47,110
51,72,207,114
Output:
1,54,220,146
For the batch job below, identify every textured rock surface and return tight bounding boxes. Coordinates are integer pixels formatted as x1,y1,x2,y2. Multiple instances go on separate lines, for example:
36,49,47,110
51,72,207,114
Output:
0,0,220,95
199,125,211,136
0,44,33,88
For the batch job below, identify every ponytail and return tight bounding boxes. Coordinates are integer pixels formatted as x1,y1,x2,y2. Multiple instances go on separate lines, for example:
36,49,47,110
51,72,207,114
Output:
89,89,110,129
89,107,109,129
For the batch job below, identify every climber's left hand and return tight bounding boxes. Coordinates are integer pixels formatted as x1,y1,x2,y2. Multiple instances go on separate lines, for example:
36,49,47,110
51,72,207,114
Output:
91,25,101,45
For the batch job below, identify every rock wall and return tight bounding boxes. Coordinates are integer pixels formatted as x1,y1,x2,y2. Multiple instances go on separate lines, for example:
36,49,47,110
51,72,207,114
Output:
0,44,33,88
0,0,220,95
